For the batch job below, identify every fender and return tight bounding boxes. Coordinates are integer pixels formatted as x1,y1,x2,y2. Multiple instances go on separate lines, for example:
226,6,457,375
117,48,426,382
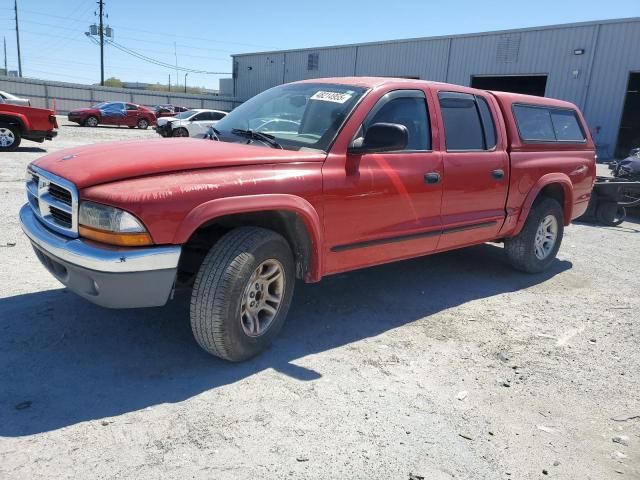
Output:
0,112,29,131
513,173,574,235
173,194,324,282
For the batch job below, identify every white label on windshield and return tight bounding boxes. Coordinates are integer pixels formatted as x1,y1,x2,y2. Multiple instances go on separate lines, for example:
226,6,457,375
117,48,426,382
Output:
310,91,352,104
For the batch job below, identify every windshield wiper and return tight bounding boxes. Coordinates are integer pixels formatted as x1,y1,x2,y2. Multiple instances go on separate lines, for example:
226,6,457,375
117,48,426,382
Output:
231,128,283,149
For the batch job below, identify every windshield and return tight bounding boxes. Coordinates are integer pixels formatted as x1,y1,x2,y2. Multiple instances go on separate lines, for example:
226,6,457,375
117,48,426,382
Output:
214,83,367,152
174,110,195,119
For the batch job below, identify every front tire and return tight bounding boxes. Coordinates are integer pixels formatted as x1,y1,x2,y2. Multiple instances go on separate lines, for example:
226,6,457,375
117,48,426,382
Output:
0,124,21,151
85,116,99,127
172,127,189,137
190,227,295,361
505,198,564,273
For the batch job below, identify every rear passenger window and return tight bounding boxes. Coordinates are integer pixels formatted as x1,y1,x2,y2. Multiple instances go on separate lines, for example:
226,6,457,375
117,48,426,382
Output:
476,97,497,149
513,104,585,142
212,112,226,120
438,92,485,150
367,96,431,150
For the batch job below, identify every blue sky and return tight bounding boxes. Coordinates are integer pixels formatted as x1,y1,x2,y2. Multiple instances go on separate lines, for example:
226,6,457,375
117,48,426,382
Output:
1,0,638,90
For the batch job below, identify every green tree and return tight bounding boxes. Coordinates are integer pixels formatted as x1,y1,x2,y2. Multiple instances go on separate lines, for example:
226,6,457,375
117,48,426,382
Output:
104,77,123,87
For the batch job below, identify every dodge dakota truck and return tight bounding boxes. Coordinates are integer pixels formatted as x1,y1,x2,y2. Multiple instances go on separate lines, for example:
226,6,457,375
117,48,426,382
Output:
0,102,58,151
20,77,596,361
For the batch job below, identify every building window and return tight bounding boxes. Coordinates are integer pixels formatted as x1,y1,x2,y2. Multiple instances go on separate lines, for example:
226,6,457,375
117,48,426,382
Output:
307,53,319,71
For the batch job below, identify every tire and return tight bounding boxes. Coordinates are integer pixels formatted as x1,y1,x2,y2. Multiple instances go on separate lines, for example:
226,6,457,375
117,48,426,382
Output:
0,124,21,151
137,118,149,129
505,198,564,273
190,227,295,361
85,116,99,127
172,127,189,137
596,202,626,226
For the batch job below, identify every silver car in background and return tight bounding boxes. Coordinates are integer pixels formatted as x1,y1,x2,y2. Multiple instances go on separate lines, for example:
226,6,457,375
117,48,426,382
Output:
0,90,30,106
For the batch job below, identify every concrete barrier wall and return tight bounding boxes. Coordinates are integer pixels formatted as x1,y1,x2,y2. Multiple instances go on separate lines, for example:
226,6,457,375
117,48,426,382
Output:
0,76,243,114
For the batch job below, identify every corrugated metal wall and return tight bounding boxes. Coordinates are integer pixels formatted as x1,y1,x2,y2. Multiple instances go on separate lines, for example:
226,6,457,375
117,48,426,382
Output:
0,76,242,114
233,19,640,158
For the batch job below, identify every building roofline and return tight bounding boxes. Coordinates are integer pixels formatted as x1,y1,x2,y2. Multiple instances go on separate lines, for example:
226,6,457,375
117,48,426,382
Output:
231,17,640,58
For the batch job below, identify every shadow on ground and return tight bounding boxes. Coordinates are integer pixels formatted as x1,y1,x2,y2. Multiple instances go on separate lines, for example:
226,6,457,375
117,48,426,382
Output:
0,244,571,436
14,147,47,153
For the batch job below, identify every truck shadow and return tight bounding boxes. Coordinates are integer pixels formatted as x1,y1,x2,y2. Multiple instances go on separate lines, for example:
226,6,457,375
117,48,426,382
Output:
0,243,571,436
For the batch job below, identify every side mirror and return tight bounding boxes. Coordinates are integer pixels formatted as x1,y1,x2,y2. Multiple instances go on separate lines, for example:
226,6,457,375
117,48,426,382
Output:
348,122,408,154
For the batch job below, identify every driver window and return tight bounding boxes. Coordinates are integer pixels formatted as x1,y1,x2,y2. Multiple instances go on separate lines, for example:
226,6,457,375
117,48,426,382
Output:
366,97,431,150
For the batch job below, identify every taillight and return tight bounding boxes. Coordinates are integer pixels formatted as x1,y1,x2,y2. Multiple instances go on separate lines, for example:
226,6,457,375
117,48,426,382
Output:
49,115,58,128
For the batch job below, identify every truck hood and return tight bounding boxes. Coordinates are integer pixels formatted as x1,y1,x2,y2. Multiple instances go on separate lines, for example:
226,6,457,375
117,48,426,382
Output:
33,138,327,189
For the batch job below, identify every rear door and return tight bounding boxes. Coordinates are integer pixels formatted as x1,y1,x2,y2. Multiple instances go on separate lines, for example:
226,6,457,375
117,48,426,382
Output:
435,90,509,250
125,103,140,126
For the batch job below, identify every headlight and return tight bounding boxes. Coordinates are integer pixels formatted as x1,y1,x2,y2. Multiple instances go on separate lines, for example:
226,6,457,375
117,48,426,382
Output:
78,201,153,246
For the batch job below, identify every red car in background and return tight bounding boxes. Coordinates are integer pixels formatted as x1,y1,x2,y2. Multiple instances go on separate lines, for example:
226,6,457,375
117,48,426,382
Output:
67,102,156,129
153,104,190,118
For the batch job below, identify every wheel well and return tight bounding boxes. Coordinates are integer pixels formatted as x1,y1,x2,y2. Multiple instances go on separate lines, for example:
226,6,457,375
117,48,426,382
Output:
0,115,24,133
177,210,313,287
536,183,564,207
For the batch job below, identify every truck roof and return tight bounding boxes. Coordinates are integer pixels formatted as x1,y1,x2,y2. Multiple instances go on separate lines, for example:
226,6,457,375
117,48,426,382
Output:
294,76,579,110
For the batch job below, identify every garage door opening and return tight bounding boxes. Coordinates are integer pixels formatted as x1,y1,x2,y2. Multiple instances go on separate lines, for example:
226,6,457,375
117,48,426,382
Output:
471,75,547,96
615,72,640,158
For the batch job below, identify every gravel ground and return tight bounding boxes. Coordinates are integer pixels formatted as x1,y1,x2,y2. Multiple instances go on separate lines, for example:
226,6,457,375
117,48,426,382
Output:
0,118,638,479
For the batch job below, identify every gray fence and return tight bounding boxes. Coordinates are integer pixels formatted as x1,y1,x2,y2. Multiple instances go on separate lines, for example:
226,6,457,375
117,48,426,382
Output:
0,76,243,114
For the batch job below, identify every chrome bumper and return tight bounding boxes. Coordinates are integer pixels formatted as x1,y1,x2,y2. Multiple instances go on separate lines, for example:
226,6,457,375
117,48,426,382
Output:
20,204,181,308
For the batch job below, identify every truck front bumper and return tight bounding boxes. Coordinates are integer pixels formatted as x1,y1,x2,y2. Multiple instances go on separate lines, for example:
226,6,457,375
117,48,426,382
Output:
19,204,181,309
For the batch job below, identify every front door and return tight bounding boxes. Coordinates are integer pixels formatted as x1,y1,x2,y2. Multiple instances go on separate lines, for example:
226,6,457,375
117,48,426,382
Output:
323,89,443,274
435,90,509,250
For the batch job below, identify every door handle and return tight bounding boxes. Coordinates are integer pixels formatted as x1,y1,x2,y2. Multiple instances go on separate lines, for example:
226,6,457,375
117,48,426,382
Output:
491,169,505,180
424,172,441,184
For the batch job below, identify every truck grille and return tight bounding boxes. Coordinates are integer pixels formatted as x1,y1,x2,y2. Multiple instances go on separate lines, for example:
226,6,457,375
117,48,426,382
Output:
26,166,79,237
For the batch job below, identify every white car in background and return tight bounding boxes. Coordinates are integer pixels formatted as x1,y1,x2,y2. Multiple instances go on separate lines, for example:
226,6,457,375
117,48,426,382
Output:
0,90,30,106
155,109,227,138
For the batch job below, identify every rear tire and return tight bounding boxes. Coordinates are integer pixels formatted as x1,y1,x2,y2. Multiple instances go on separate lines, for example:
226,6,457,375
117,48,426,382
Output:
136,118,149,129
505,198,564,273
0,124,21,151
596,203,626,226
190,227,295,361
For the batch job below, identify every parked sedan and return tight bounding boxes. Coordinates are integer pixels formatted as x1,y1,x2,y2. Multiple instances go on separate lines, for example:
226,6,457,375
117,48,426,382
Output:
155,109,227,137
0,90,30,106
67,102,157,129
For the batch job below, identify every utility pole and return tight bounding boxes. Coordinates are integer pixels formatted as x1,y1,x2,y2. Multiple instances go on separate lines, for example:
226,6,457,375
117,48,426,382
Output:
184,73,188,93
98,0,104,85
3,37,7,75
168,74,171,92
174,42,179,90
14,0,22,77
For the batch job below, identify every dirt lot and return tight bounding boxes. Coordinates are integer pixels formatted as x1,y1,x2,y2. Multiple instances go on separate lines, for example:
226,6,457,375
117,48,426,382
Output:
0,118,638,479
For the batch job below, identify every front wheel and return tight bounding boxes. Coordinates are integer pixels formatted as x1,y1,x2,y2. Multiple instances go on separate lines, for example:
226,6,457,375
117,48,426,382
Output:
190,227,295,361
172,127,189,137
85,116,99,127
505,198,564,273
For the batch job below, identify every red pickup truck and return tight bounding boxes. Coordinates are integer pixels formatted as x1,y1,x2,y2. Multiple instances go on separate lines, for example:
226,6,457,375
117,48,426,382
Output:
0,103,58,151
20,77,595,361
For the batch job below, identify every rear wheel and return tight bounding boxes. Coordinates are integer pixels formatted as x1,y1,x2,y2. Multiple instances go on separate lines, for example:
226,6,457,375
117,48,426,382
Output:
505,198,564,273
172,127,189,137
85,116,99,127
0,124,21,151
190,227,295,361
596,202,626,226
136,118,149,129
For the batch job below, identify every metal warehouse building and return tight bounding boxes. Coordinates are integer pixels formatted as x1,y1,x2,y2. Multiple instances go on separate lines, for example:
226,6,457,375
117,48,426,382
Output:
231,17,640,159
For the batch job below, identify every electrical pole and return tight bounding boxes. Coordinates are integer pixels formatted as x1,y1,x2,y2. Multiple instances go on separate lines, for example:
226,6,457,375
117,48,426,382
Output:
14,0,22,77
98,0,104,85
3,37,7,75
168,74,171,92
184,73,188,93
174,42,179,90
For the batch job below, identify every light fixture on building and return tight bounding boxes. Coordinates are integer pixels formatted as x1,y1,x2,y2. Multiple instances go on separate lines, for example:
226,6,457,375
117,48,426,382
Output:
573,48,585,55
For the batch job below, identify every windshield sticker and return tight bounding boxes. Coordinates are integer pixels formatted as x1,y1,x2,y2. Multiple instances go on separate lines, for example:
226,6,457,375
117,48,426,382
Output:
310,91,353,104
